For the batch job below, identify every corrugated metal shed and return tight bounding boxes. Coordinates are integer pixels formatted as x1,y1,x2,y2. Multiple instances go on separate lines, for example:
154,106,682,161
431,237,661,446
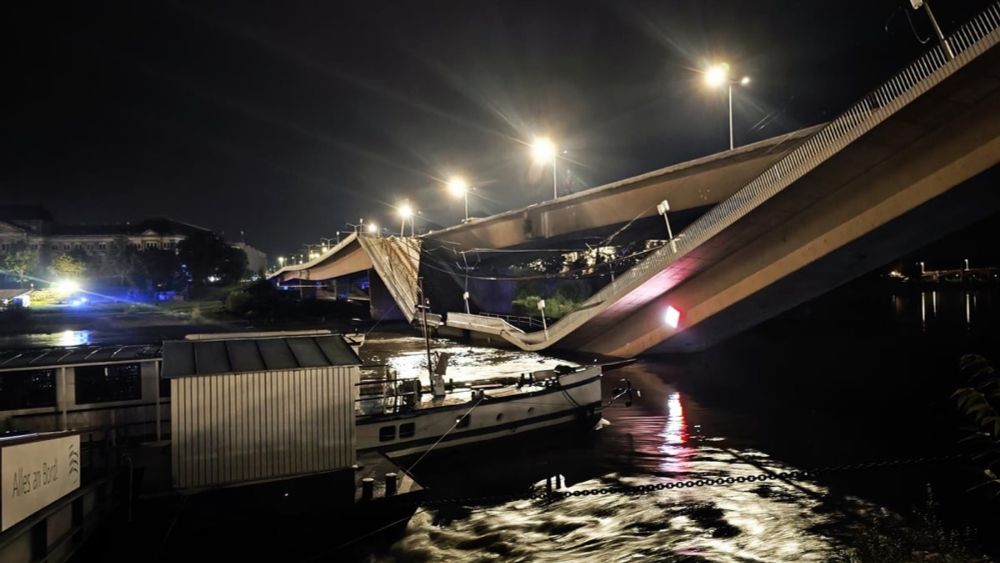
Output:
162,335,360,378
166,334,360,489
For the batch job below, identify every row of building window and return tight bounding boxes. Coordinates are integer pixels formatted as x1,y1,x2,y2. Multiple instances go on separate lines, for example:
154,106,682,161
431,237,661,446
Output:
0,240,176,253
0,363,168,411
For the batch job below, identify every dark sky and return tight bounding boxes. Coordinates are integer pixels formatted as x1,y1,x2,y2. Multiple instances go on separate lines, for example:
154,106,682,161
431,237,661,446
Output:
2,0,992,256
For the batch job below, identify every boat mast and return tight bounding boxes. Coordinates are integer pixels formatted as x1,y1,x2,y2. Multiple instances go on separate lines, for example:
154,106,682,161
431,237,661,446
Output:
419,277,433,382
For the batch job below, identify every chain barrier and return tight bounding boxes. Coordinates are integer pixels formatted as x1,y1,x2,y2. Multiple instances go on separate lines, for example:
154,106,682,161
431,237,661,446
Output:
419,453,969,508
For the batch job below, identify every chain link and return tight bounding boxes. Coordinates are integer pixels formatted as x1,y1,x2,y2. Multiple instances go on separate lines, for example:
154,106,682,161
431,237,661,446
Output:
419,453,968,507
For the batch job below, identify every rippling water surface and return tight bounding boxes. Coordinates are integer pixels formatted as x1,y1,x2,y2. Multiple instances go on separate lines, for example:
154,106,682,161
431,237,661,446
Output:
354,334,966,562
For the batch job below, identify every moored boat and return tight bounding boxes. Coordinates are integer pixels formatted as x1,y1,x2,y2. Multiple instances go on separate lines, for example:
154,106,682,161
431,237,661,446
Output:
356,362,605,457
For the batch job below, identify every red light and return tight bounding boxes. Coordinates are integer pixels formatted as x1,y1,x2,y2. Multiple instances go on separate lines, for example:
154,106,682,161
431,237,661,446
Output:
664,305,681,329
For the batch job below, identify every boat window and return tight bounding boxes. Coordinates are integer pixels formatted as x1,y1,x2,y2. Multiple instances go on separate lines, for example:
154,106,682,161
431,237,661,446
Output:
379,426,396,442
456,414,471,429
399,422,415,438
0,369,56,411
75,363,142,404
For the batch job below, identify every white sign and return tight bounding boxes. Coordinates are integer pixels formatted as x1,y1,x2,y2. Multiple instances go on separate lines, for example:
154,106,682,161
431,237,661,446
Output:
2,434,81,531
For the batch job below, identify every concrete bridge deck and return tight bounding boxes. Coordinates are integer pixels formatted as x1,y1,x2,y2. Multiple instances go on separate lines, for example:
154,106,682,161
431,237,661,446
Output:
272,3,1000,356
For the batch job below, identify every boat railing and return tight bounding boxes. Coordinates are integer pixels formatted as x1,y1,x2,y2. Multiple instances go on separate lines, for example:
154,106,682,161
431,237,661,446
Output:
356,372,422,415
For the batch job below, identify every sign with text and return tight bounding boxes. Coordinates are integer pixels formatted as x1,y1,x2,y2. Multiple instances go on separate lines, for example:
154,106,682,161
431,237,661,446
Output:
1,434,81,531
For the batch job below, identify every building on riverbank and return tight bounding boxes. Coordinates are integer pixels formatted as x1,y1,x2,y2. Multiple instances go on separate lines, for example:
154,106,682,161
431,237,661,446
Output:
0,205,204,259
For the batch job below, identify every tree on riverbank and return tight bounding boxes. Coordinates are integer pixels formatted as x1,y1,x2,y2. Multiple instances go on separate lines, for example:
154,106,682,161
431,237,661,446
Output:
953,354,1000,496
178,231,247,286
2,243,37,286
50,253,86,279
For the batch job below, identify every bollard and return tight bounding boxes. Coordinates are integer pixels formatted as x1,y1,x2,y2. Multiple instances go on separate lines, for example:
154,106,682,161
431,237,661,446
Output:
385,473,398,496
361,477,375,501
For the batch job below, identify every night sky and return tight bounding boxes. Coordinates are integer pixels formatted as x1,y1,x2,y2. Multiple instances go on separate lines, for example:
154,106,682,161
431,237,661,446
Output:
2,1,993,256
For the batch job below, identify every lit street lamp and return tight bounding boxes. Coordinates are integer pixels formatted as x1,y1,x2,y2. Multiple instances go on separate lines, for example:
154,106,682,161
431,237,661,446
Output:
531,137,558,200
398,203,414,236
447,177,470,222
704,63,750,151
366,222,379,235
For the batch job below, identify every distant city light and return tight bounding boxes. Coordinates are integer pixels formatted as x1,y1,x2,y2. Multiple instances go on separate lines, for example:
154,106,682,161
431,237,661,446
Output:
664,305,681,329
531,137,556,164
207,275,220,283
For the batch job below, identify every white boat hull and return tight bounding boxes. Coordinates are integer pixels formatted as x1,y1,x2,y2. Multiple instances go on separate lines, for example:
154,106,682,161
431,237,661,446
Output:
357,366,602,457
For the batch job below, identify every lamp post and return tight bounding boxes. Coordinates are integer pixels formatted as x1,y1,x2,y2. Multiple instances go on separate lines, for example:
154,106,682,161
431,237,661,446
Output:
705,63,750,151
911,0,954,59
366,222,379,237
531,137,558,200
447,177,470,222
537,298,549,340
656,200,677,253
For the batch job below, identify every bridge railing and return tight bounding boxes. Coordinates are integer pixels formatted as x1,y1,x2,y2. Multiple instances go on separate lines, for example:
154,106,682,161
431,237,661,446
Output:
504,3,1000,349
478,312,546,330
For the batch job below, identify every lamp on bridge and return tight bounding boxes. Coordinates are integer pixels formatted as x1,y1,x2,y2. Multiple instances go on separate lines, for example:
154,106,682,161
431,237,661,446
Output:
663,305,681,330
447,177,470,222
531,137,559,201
366,222,379,236
656,200,677,253
537,298,549,340
398,203,415,236
704,62,750,151
277,256,285,268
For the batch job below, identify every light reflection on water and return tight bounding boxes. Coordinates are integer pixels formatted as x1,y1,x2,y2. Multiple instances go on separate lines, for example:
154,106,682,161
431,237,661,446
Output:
357,341,916,562
903,288,994,330
360,335,579,387
0,330,92,349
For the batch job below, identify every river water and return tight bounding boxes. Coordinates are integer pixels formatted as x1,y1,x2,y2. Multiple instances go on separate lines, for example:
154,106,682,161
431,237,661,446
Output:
3,282,997,561
351,282,1000,562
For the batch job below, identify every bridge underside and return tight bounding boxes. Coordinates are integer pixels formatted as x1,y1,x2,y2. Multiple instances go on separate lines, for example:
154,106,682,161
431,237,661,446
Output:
572,45,1000,356
427,126,822,251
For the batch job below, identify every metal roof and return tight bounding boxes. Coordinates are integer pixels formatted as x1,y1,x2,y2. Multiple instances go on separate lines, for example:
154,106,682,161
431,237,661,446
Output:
162,334,361,379
0,344,162,372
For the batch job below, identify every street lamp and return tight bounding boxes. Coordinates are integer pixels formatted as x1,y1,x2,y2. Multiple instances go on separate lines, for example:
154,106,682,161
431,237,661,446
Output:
656,199,677,253
537,298,549,340
531,137,558,200
398,203,414,236
366,222,379,235
278,256,285,268
704,63,750,151
447,177,470,222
